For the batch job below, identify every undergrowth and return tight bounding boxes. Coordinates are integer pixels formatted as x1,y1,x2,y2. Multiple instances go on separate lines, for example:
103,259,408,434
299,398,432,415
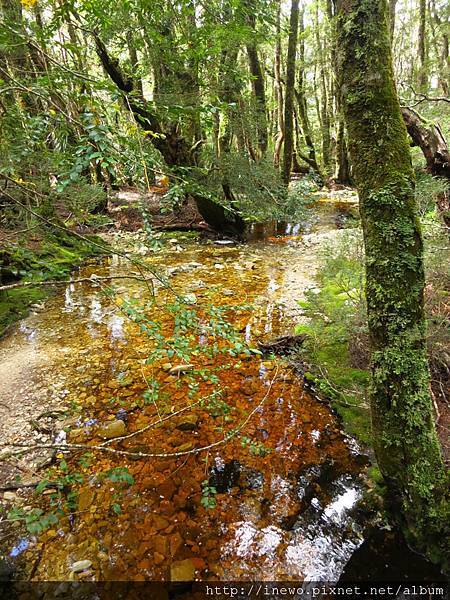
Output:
294,231,372,444
294,201,449,451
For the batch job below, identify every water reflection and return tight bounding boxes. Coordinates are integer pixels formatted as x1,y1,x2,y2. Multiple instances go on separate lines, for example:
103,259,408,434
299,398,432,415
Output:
107,314,125,341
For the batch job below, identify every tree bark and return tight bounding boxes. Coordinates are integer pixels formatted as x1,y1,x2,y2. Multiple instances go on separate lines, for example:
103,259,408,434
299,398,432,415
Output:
401,107,450,179
126,30,144,99
388,0,397,42
295,7,321,174
282,0,300,184
314,2,332,174
428,0,449,95
335,117,351,184
335,0,449,568
418,0,427,90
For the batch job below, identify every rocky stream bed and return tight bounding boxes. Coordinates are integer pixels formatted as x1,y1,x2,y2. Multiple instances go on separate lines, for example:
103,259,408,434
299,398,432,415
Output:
0,198,444,590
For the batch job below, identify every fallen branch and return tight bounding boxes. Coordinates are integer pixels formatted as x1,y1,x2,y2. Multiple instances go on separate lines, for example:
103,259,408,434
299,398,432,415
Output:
99,396,206,447
0,481,40,492
258,334,308,355
0,274,154,293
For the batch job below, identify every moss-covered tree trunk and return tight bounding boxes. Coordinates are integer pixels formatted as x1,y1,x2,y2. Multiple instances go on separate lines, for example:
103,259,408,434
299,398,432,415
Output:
295,7,321,174
335,0,449,569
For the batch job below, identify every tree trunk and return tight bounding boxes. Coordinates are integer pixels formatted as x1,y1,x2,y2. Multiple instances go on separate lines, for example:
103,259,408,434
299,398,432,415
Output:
93,33,245,236
282,0,300,185
418,0,427,90
314,2,332,174
273,1,284,169
126,30,144,99
388,0,397,42
335,117,351,184
295,7,321,174
328,0,351,186
335,0,449,568
245,1,268,157
428,0,449,95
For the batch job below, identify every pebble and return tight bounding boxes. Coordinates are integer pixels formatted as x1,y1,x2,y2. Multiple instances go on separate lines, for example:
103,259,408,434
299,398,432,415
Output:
70,560,92,573
169,364,194,375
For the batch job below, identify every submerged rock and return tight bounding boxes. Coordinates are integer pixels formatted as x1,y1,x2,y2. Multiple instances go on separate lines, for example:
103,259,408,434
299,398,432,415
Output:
78,488,94,512
176,441,194,452
169,364,194,375
170,558,196,581
98,420,126,439
116,408,128,423
176,413,199,431
209,459,240,493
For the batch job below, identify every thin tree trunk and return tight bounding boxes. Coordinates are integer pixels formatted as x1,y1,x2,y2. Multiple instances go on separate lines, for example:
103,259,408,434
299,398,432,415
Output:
336,0,449,567
389,0,397,42
245,1,268,157
314,2,332,174
335,118,351,184
282,0,300,184
273,1,284,168
418,0,427,90
126,30,144,98
295,7,321,174
429,0,449,95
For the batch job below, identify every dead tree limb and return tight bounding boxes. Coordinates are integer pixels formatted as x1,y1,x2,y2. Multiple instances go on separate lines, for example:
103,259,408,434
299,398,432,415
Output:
401,106,450,226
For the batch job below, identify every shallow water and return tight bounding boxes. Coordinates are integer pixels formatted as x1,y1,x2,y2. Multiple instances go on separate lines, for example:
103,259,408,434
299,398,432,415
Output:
0,203,439,583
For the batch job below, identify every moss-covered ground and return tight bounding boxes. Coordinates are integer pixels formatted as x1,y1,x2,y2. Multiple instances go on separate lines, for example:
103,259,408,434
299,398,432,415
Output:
0,229,104,336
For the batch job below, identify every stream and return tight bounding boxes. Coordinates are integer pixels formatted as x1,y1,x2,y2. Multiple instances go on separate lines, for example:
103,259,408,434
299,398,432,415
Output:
0,197,444,586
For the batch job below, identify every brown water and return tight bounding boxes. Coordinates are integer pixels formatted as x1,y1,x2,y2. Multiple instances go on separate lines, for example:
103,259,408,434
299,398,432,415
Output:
1,206,371,582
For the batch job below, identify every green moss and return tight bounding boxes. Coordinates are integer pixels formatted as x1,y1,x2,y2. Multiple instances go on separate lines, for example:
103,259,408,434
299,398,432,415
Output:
298,327,371,445
0,230,104,336
0,287,47,334
366,465,384,485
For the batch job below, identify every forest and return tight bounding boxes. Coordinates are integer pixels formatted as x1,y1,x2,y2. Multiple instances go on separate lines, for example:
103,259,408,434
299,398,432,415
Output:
0,0,449,592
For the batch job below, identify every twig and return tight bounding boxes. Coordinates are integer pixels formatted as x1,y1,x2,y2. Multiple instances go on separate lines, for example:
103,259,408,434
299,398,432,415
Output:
0,482,39,492
1,369,278,460
99,396,205,446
